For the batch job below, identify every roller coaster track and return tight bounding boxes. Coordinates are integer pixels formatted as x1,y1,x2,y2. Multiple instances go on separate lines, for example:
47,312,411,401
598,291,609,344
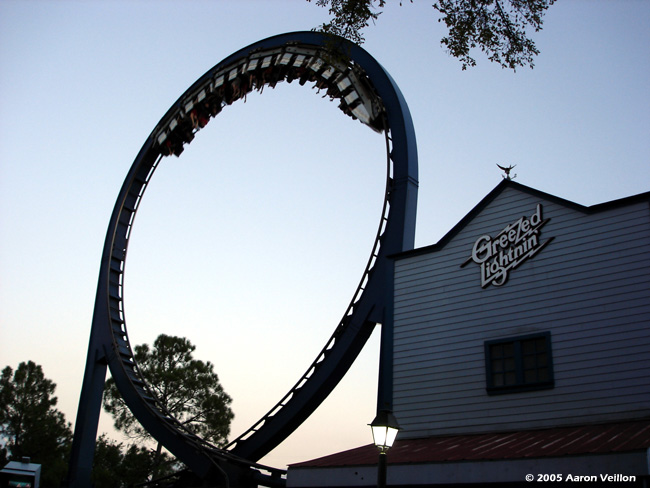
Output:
68,32,418,488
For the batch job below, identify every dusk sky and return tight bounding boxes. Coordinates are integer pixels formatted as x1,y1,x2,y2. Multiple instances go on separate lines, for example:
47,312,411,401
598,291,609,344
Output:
1,0,648,470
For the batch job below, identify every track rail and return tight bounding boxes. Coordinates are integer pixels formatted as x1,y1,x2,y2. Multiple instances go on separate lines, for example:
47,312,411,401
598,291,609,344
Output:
69,32,418,488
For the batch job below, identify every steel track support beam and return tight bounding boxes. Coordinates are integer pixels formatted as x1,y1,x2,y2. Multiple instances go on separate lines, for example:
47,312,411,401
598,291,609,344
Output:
66,331,108,487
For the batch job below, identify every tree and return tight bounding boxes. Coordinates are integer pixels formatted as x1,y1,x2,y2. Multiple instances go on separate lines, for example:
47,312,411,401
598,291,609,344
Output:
102,334,234,479
309,0,556,70
91,434,179,488
91,434,123,488
0,361,72,487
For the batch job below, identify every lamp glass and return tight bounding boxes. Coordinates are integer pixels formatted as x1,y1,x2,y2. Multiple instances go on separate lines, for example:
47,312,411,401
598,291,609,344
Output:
385,425,399,448
371,424,388,448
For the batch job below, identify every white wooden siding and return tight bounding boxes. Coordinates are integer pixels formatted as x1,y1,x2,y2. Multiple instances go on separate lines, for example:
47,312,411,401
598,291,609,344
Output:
392,185,650,438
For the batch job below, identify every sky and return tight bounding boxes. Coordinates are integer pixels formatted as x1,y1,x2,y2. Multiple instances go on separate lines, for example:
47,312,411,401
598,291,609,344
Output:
1,0,649,472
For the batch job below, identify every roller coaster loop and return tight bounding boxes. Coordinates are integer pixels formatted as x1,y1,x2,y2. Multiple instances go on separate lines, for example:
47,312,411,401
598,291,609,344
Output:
67,31,418,488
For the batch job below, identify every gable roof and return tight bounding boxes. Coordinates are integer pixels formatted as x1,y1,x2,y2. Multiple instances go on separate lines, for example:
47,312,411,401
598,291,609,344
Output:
395,180,650,260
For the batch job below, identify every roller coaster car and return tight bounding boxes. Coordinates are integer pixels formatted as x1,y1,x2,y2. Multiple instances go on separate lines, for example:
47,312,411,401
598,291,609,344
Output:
156,45,386,159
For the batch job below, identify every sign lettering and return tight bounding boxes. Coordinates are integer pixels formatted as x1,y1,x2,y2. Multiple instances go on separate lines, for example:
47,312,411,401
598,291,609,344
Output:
461,204,553,288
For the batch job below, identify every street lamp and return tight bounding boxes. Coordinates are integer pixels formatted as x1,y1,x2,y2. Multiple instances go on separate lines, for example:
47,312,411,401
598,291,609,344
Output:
370,410,400,488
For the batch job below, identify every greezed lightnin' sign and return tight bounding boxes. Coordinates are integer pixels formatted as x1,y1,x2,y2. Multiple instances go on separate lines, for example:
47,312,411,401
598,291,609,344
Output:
461,204,554,288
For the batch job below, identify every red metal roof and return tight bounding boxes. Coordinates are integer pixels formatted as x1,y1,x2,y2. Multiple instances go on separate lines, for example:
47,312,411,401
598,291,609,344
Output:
289,419,650,468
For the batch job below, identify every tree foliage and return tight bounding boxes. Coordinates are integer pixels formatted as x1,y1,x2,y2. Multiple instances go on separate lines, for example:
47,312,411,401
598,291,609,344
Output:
309,0,556,70
310,0,385,45
91,434,179,488
0,361,72,487
103,334,234,477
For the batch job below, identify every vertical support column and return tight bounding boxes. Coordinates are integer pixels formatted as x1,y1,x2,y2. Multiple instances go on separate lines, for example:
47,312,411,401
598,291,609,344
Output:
66,266,113,488
66,339,108,488
377,258,395,414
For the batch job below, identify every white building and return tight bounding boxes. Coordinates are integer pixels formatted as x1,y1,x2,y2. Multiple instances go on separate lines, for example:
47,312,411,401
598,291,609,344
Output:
288,180,650,487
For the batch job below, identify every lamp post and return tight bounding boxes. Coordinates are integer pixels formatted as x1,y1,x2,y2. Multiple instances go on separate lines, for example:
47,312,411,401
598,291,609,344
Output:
370,410,401,488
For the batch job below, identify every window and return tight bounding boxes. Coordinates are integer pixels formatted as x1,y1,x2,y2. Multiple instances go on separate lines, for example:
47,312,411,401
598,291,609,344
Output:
485,332,554,394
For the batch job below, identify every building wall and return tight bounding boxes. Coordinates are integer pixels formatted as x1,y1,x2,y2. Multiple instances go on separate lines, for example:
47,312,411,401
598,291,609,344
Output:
392,184,650,438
